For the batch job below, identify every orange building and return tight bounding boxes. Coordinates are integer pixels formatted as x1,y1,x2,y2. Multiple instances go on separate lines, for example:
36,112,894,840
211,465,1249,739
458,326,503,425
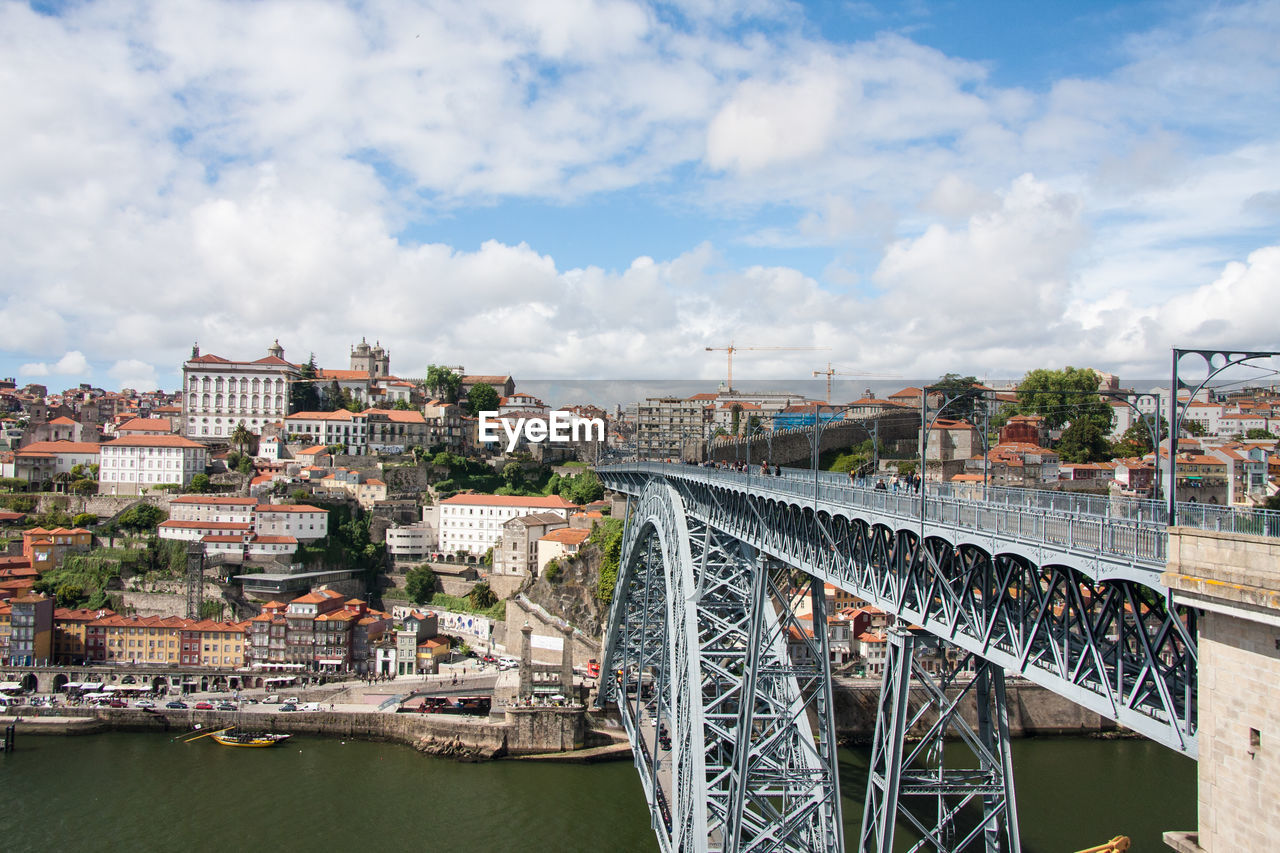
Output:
22,526,93,568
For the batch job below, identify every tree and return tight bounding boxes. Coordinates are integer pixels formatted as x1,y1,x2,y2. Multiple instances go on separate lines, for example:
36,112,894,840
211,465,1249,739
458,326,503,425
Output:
1245,428,1276,440
1112,416,1169,457
1183,420,1207,437
467,382,500,417
730,404,742,435
393,399,413,411
236,455,254,476
323,380,344,412
117,504,166,532
1056,420,1113,463
502,461,525,490
931,374,983,423
290,353,321,413
189,473,212,493
405,564,437,604
468,581,497,609
1013,367,1112,431
426,365,462,403
230,423,254,456
70,478,97,496
559,469,604,505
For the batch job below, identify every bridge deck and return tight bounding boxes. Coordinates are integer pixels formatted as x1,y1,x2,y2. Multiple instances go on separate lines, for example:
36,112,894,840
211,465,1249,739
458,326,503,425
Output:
603,462,1280,577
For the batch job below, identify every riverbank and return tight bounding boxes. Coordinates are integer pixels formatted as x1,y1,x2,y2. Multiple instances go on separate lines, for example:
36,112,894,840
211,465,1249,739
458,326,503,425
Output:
2,674,1127,758
3,704,597,761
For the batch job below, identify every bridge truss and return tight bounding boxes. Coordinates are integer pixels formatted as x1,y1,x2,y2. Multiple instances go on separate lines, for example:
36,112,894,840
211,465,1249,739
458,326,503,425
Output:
598,465,1198,852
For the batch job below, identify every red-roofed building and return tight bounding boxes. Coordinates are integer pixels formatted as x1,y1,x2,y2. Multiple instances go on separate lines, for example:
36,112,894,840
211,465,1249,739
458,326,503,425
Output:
169,495,258,523
536,526,591,576
22,526,92,568
99,433,208,495
439,494,578,555
247,589,385,671
115,417,175,437
182,340,299,441
53,606,116,663
13,440,101,483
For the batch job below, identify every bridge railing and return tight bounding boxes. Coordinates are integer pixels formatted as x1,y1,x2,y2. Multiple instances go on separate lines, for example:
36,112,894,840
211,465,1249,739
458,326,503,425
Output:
607,462,1280,543
601,462,1181,566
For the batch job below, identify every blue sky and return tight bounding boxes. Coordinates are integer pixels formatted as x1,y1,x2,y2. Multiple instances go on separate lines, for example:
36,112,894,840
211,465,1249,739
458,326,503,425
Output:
1,0,1277,393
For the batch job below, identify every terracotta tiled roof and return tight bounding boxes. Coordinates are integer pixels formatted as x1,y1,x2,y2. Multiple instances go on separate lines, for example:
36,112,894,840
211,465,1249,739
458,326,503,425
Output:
117,417,173,432
539,527,591,545
104,434,205,448
442,494,577,508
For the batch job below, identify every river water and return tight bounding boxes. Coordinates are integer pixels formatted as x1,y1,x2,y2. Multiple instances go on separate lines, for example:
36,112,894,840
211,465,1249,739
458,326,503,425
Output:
4,732,1192,851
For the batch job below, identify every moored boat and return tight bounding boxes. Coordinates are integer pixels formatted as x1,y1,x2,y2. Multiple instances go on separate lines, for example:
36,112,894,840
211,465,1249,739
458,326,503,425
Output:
210,731,292,748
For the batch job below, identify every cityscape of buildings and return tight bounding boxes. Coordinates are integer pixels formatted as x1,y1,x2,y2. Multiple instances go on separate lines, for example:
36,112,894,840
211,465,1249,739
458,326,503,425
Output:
0,335,1275,690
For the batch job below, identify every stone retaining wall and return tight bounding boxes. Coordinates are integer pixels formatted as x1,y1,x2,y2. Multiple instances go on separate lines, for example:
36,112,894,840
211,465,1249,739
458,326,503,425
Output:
831,677,1116,740
9,704,582,759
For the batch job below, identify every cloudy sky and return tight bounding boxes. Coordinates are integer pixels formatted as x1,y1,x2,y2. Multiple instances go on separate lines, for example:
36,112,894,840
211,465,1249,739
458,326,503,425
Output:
3,0,1279,393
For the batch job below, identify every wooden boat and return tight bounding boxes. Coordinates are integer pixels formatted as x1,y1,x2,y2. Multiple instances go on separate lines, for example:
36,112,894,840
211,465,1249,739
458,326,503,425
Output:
210,731,292,748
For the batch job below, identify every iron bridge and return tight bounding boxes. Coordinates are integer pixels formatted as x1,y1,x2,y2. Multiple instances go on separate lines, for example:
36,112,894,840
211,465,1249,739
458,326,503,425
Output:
595,461,1227,852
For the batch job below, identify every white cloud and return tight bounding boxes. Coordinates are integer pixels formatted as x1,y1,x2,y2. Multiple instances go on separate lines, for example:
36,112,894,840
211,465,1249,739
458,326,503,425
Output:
17,351,90,381
0,1,1279,388
108,359,161,392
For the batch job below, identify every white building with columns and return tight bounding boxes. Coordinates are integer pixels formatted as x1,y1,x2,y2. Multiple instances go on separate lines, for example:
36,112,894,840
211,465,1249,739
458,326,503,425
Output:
182,340,300,440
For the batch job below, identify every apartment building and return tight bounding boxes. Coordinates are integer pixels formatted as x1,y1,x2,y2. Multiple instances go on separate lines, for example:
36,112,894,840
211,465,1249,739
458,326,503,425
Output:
99,434,208,495
438,494,577,556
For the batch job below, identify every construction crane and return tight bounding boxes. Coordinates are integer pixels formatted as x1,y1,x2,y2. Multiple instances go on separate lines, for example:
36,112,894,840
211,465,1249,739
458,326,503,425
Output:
705,343,830,391
812,362,902,403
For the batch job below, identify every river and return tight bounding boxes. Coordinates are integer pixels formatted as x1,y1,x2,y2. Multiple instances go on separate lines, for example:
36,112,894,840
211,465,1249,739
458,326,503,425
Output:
3,732,1192,851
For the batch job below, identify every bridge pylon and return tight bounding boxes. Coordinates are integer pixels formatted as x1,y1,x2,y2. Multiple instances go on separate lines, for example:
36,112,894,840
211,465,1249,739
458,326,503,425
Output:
860,628,1020,853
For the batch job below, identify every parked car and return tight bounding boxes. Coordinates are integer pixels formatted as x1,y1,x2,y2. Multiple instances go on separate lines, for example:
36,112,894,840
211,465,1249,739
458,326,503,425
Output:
194,702,214,710
279,703,298,712
216,702,237,711
240,697,259,705
108,698,129,708
299,702,321,712
262,694,281,705
135,699,156,709
165,701,188,710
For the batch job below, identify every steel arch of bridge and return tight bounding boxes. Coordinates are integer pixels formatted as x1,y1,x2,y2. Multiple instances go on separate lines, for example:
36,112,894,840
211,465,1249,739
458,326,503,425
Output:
601,480,844,853
598,465,1198,850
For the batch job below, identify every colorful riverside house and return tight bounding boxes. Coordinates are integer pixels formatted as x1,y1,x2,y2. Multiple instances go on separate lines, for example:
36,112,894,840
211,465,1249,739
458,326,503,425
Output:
53,607,116,664
8,593,54,665
180,619,249,667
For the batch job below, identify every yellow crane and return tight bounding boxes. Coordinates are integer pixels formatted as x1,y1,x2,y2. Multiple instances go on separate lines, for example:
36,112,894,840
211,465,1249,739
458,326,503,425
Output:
812,362,902,403
706,343,830,391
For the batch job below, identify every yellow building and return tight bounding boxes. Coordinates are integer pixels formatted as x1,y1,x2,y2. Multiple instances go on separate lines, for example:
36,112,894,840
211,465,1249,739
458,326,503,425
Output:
97,615,188,664
54,607,115,663
181,619,248,667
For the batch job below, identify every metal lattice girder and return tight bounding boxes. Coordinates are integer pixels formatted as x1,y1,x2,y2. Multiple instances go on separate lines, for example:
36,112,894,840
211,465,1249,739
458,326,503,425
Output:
600,481,845,853
861,629,1020,853
184,542,204,620
600,467,1198,755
